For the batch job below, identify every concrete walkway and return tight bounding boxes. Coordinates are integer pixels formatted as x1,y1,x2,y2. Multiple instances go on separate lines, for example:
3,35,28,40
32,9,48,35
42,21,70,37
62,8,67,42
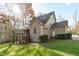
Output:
72,35,79,40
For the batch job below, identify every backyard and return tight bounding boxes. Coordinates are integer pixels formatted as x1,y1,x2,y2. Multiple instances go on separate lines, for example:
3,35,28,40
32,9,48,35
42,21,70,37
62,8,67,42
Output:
0,40,79,56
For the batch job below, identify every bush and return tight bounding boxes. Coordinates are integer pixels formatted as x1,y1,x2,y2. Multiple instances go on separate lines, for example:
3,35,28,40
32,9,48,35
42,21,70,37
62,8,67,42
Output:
39,35,48,43
54,33,72,39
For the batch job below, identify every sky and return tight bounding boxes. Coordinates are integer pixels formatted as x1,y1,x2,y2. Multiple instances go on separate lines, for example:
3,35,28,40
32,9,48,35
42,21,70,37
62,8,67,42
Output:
32,3,79,27
0,3,79,27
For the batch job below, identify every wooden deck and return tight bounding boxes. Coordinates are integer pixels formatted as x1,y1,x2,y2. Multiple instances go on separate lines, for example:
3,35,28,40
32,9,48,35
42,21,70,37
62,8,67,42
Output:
14,29,31,44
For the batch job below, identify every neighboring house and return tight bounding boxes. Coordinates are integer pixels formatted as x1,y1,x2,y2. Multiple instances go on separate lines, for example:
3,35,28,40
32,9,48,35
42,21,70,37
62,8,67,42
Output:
0,13,13,43
30,12,68,42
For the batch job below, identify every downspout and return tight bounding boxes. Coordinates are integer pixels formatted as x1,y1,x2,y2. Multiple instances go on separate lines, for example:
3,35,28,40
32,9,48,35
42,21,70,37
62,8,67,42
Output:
41,24,43,36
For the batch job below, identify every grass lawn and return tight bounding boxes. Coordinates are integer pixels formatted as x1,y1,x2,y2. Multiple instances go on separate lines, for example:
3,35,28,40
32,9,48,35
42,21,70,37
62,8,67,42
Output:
0,40,79,56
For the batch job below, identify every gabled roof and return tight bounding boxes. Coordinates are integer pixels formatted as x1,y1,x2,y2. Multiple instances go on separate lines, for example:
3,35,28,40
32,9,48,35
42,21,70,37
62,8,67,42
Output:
29,17,44,27
51,21,68,28
36,12,56,24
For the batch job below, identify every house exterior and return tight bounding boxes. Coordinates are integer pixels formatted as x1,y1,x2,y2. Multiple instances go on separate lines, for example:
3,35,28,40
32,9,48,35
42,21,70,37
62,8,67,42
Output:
13,16,31,44
30,12,68,42
51,21,68,37
0,13,13,43
12,3,35,43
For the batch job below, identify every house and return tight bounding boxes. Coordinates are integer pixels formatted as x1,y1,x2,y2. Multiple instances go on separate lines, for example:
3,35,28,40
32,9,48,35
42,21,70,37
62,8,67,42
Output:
14,28,30,44
30,12,68,42
13,16,31,44
51,21,68,37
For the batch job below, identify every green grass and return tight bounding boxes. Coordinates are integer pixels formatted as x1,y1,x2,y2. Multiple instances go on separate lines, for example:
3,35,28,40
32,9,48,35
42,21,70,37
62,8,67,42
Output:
0,40,79,56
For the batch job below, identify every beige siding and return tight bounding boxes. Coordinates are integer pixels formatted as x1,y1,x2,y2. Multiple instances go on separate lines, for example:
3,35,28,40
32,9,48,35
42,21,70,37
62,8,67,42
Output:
65,25,68,33
42,26,48,35
30,19,41,42
45,14,56,27
30,13,67,41
52,27,66,37
45,14,56,39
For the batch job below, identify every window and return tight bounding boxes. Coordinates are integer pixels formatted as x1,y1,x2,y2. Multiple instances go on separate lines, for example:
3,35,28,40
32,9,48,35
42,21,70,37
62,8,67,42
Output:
34,28,36,34
43,27,47,30
7,20,9,22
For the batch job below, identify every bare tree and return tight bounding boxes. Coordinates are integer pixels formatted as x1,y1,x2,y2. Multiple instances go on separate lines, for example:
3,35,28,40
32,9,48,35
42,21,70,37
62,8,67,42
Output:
72,9,78,34
57,15,64,22
37,12,45,16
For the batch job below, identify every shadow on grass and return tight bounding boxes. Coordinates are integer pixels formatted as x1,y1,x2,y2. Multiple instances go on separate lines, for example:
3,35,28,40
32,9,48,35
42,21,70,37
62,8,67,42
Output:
14,45,28,56
20,43,62,56
0,42,13,56
0,44,8,49
0,40,78,56
17,44,36,56
35,45,64,56
41,40,76,56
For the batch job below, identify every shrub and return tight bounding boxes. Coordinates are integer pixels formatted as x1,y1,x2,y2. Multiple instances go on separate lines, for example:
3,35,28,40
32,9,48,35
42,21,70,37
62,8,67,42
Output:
39,35,48,43
54,33,72,39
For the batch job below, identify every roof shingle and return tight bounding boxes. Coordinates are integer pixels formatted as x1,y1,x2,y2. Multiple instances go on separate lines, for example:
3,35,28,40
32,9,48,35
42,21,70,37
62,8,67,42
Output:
36,12,56,24
52,21,68,28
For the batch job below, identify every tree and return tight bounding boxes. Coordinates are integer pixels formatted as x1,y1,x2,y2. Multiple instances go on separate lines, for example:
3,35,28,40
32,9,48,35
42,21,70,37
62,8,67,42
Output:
19,3,35,26
3,3,35,43
72,9,78,34
37,12,45,16
57,15,64,22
